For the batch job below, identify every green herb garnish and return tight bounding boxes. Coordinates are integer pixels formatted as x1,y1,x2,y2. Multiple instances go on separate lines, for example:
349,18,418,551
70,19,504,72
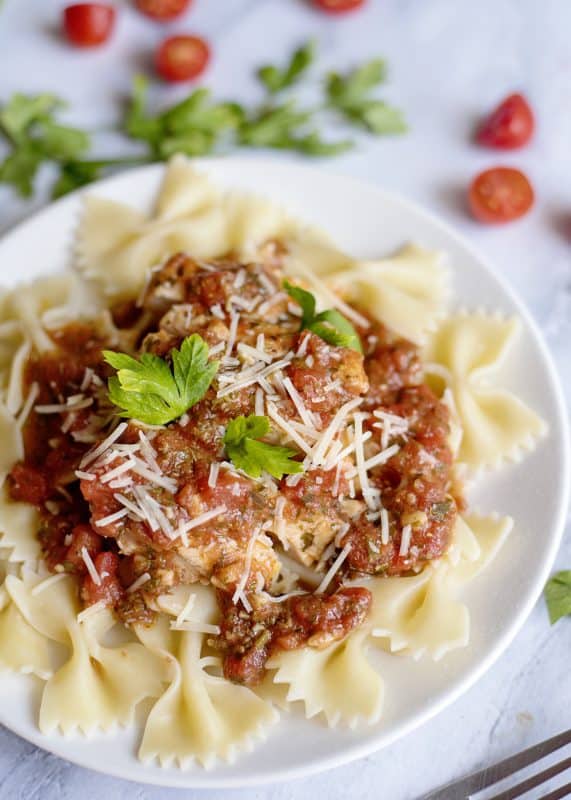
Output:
224,415,304,480
0,44,405,200
284,280,362,352
545,570,571,625
125,76,244,159
257,40,316,94
0,94,89,197
103,334,218,426
326,58,407,134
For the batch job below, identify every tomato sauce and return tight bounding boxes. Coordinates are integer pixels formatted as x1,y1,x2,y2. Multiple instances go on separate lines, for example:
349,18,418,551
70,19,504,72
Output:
7,252,461,686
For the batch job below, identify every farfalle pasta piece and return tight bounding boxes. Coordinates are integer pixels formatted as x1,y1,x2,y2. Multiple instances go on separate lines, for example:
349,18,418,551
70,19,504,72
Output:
446,512,513,584
366,510,513,660
1,275,80,353
0,485,40,563
136,584,278,768
6,570,166,734
267,628,383,728
326,244,449,343
424,313,547,471
0,565,52,679
77,156,297,300
366,566,469,661
284,226,354,279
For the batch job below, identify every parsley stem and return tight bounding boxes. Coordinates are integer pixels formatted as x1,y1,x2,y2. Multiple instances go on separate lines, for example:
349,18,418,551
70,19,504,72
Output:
69,156,153,168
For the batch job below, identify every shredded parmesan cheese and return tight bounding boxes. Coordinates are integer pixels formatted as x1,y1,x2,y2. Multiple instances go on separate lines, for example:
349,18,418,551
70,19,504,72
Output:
399,524,412,556
95,508,129,527
381,508,390,543
225,311,240,357
175,592,196,627
266,402,312,455
80,422,128,468
208,462,220,489
126,572,151,593
81,547,101,584
315,543,352,594
178,504,227,536
309,398,362,466
232,527,261,613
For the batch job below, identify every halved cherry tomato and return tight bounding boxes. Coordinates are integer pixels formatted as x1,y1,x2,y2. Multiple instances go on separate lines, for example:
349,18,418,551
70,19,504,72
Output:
469,167,534,224
476,93,535,149
312,0,366,12
135,0,191,21
63,3,116,47
155,35,210,82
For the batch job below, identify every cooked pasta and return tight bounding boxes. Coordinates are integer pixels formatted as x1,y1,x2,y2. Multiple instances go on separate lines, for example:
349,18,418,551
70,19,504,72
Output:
0,157,545,767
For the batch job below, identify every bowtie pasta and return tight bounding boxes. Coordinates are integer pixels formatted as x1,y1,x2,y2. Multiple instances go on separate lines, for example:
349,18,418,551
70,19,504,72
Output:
0,156,546,768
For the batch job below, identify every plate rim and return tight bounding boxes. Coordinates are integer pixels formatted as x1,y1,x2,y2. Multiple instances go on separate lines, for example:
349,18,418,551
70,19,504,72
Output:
0,156,568,789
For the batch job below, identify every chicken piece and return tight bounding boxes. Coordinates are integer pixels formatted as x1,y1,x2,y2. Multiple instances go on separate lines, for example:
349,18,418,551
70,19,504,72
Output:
281,516,337,567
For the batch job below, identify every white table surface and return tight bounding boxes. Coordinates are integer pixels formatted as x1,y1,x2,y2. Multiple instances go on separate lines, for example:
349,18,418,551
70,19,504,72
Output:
0,1,570,798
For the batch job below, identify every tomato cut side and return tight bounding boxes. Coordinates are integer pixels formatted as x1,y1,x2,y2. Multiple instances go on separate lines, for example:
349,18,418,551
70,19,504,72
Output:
135,0,191,21
155,34,210,82
312,0,366,13
476,93,535,149
469,167,534,224
63,3,116,47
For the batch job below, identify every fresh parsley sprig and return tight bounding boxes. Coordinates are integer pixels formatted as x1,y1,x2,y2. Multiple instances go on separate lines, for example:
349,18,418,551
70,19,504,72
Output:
0,43,406,200
125,76,244,159
224,415,304,480
545,570,571,624
103,334,218,426
325,59,407,135
284,280,362,352
0,94,90,197
257,40,316,94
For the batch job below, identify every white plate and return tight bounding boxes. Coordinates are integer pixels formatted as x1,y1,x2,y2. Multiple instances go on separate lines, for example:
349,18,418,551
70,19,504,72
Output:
0,158,568,788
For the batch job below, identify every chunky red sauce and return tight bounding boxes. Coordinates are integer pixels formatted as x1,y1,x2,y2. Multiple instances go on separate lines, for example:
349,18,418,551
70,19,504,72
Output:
8,249,461,685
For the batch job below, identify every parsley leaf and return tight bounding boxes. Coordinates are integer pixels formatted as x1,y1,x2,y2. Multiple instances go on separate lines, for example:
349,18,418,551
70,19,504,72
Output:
0,47,406,202
238,101,312,149
326,59,407,134
103,334,218,425
0,144,43,197
0,93,63,142
239,102,351,155
284,281,362,352
545,570,571,624
257,40,316,94
125,76,243,159
0,92,91,198
39,120,90,161
283,281,316,326
224,415,304,480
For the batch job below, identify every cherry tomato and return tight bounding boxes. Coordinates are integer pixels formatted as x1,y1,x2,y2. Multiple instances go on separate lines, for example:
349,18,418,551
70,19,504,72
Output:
468,167,534,224
312,0,366,13
135,0,191,21
63,3,116,47
476,93,535,149
155,35,210,82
